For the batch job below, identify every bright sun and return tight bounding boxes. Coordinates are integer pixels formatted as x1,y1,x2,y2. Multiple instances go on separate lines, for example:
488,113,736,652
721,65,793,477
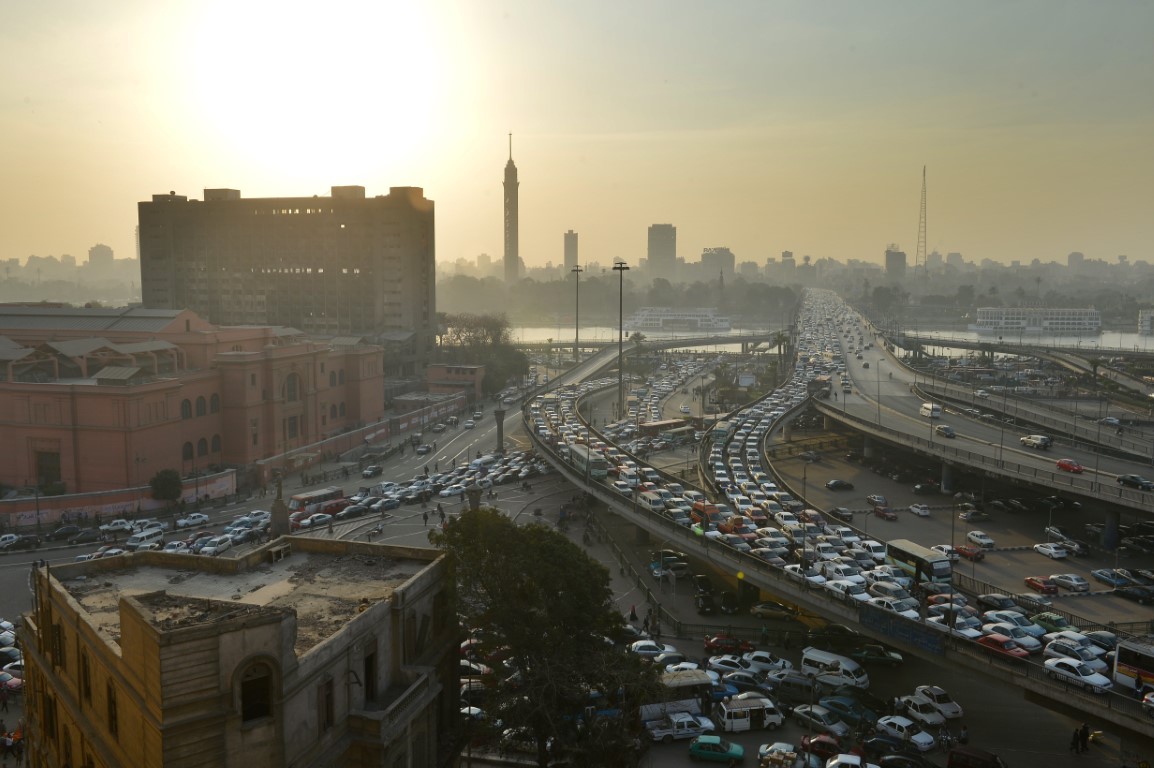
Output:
184,0,449,181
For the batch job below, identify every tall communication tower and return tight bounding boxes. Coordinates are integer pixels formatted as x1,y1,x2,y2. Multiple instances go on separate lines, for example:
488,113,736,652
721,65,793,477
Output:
914,166,927,277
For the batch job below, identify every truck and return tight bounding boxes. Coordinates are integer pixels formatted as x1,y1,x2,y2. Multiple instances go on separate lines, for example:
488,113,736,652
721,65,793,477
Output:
645,711,716,743
1020,434,1052,449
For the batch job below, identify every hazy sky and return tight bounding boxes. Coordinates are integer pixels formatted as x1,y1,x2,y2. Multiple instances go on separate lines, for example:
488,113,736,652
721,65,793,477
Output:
3,1,1153,269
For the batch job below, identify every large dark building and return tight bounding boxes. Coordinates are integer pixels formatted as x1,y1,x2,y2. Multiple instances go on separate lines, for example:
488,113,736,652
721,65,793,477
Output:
647,223,677,279
138,185,436,376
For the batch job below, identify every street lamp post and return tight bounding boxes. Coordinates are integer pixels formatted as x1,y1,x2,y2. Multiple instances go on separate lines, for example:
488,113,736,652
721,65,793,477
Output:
876,360,883,425
571,264,583,366
613,261,630,421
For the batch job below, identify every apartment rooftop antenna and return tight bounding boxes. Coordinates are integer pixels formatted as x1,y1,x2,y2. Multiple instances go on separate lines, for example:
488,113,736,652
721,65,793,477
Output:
914,166,928,278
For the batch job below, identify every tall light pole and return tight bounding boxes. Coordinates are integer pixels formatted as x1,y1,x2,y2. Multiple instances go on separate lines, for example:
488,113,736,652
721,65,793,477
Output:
613,260,630,420
876,360,883,425
571,264,583,366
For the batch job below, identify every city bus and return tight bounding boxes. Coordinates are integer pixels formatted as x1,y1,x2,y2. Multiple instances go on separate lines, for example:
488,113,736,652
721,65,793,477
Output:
1113,638,1154,693
288,486,344,513
710,420,734,443
639,418,690,438
885,538,952,584
569,444,609,480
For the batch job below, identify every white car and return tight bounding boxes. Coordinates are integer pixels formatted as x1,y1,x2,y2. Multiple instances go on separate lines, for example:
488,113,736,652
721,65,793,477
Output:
982,623,1043,653
868,596,921,621
1043,641,1108,672
1050,573,1089,592
1043,658,1113,693
707,655,756,675
175,513,209,528
463,419,476,429
899,694,946,727
199,536,232,557
875,716,936,752
162,541,189,554
982,610,1047,638
926,615,982,640
909,504,931,517
629,641,678,658
931,545,960,562
742,650,792,674
914,685,964,719
1034,542,1068,559
966,531,996,549
784,564,826,585
824,580,870,603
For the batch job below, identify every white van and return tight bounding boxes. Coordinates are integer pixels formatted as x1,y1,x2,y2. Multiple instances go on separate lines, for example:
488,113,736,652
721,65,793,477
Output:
125,527,165,551
800,647,870,689
638,491,665,513
711,696,784,732
618,469,640,489
919,402,942,419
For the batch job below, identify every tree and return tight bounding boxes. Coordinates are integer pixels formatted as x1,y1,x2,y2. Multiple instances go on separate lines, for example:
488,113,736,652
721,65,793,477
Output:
431,509,658,767
149,469,183,507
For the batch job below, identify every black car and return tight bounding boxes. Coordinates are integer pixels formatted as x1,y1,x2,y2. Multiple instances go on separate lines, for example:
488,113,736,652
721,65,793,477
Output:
825,479,854,491
47,524,80,542
68,528,102,545
1057,539,1090,556
879,752,939,768
807,623,862,651
361,465,383,478
693,574,715,596
1,535,41,551
830,507,853,521
1118,474,1154,491
695,593,717,615
912,483,940,495
1115,585,1154,605
335,504,369,520
718,591,740,615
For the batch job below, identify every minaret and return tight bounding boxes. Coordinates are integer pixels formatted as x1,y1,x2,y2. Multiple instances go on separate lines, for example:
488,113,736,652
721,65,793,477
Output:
503,134,520,283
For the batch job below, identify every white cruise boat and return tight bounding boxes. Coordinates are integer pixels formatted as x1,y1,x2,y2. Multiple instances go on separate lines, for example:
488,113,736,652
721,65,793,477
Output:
625,307,732,332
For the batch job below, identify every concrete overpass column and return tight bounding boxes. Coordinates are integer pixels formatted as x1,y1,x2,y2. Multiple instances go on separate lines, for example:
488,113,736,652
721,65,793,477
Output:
939,463,954,495
1102,508,1121,551
862,436,876,459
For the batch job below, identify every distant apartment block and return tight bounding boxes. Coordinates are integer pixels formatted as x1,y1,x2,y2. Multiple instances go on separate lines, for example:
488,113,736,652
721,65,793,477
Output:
700,247,735,279
1139,309,1154,336
884,247,907,279
138,186,435,377
22,537,454,767
647,224,677,279
563,230,579,271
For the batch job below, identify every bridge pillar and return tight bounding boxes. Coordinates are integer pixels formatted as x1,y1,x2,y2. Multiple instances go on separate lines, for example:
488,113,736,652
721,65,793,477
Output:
939,463,954,495
862,436,876,459
1102,508,1121,551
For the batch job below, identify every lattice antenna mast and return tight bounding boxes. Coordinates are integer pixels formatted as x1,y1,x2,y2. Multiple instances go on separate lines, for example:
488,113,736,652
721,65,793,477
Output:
915,165,927,277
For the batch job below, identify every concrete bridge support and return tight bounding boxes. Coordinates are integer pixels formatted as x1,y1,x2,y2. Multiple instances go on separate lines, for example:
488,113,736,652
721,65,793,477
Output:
939,463,955,495
1102,508,1121,551
862,436,876,459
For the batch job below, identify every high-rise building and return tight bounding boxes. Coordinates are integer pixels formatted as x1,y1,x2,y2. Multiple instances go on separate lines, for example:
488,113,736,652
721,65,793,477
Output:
504,135,520,283
700,247,735,279
885,246,907,279
564,230,579,271
138,185,435,376
647,224,677,279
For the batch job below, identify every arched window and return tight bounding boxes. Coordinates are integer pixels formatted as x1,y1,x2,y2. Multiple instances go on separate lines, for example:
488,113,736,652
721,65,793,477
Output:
181,400,192,419
339,402,346,417
284,373,300,402
338,370,345,385
329,404,337,418
196,396,207,417
182,442,194,461
210,394,221,414
197,438,208,457
211,434,221,453
329,371,336,387
239,661,274,722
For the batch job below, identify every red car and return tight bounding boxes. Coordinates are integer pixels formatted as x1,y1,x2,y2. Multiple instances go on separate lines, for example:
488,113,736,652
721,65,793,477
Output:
704,633,755,655
1056,458,1084,474
873,506,898,521
1025,576,1059,595
955,544,985,562
976,633,1030,661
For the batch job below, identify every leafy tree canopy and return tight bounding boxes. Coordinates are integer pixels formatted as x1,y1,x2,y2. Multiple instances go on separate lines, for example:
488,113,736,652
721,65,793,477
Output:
149,468,183,503
431,508,658,767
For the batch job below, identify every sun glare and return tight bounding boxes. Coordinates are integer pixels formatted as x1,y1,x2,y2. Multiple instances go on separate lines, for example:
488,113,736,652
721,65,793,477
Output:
184,1,449,180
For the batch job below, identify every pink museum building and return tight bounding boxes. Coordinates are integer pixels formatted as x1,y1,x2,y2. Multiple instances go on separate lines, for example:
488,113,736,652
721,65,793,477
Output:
0,306,386,496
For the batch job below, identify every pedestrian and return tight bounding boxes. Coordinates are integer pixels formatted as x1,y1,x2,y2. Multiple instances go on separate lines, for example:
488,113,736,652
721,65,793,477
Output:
433,441,437,451
460,491,466,504
439,508,446,524
629,605,638,621
1070,728,1080,753
422,511,429,527
434,461,439,472
1079,723,1089,752
892,696,902,716
424,464,429,476
958,724,969,745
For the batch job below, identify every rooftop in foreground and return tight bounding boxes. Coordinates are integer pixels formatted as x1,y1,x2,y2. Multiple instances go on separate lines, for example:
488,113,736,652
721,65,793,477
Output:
60,543,428,655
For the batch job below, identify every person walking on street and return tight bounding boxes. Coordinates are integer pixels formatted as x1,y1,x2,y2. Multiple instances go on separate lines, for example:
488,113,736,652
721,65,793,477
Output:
1070,728,1080,753
1079,723,1090,752
0,687,9,713
422,511,429,527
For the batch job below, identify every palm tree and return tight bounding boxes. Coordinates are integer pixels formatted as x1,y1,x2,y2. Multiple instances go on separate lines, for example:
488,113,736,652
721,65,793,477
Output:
771,331,789,359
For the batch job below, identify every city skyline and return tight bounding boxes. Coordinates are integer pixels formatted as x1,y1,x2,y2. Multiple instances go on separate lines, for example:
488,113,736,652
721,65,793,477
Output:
3,1,1153,270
